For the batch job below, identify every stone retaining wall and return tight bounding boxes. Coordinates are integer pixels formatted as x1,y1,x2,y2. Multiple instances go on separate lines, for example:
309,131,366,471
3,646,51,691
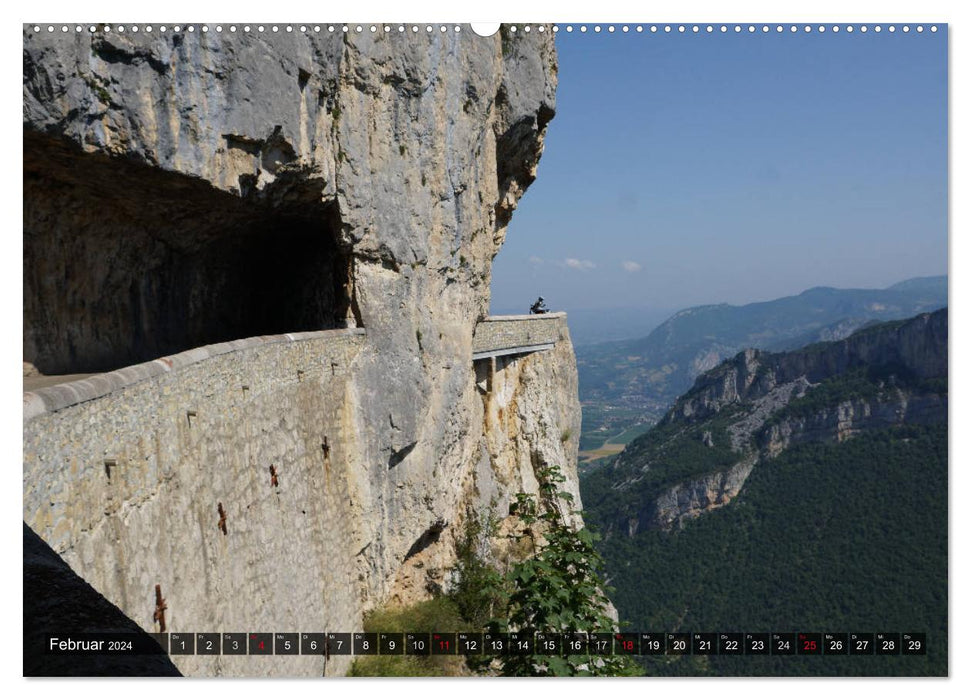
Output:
23,328,366,676
471,312,566,357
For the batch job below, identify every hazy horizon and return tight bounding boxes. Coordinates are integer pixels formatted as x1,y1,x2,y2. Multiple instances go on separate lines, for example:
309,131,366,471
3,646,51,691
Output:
491,273,947,315
490,27,947,316
493,273,947,347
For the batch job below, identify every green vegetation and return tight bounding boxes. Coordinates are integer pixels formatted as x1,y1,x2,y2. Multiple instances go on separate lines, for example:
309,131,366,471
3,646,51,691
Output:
583,406,746,528
351,466,640,676
584,310,947,533
579,421,652,455
348,599,469,676
578,434,604,452
450,504,504,630
767,366,947,427
576,278,946,433
578,404,655,454
483,466,641,676
81,74,111,104
590,424,947,676
609,423,653,445
580,311,947,676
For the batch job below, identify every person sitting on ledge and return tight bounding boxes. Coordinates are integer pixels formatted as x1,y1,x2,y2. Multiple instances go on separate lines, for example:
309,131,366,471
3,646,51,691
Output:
530,297,549,315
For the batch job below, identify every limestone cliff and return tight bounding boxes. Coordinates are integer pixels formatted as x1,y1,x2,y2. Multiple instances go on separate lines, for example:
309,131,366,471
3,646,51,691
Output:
23,25,578,677
643,455,757,533
587,310,947,536
666,309,947,424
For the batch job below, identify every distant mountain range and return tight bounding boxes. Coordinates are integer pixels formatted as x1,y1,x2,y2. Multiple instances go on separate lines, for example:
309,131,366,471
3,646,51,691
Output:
577,276,947,430
560,307,678,347
581,310,948,676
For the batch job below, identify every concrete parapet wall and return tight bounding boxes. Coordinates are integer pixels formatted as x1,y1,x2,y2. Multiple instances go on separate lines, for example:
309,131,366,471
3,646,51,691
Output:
472,312,567,357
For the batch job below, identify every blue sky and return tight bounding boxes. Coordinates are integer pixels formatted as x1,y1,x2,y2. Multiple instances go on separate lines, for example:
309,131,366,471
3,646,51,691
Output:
490,27,948,314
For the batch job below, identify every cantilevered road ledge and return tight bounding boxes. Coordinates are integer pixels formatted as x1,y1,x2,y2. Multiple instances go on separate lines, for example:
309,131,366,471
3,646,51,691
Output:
24,314,566,420
471,312,566,361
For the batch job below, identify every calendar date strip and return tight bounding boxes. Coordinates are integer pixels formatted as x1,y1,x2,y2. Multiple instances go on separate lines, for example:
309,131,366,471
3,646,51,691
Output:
45,631,927,656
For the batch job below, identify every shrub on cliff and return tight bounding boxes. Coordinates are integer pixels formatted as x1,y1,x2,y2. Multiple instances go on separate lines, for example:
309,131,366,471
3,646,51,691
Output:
353,466,640,677
485,465,641,677
450,504,505,630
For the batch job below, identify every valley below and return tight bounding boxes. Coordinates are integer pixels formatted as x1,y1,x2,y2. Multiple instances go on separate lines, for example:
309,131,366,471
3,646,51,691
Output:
580,308,948,676
576,277,947,465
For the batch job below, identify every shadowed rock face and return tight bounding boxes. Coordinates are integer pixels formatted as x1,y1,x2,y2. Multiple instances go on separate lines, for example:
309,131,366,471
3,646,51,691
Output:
23,522,181,677
22,27,560,467
24,26,579,677
25,131,351,374
22,28,557,379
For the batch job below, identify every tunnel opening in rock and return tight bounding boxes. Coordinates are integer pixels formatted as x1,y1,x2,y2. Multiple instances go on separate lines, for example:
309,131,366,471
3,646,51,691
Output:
24,132,354,376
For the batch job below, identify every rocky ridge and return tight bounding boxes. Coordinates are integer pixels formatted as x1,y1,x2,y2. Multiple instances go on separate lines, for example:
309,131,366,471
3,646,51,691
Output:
590,309,947,536
576,277,947,427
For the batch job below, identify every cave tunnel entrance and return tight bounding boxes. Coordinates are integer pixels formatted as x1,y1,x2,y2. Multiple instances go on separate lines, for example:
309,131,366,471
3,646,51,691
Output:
24,132,355,377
